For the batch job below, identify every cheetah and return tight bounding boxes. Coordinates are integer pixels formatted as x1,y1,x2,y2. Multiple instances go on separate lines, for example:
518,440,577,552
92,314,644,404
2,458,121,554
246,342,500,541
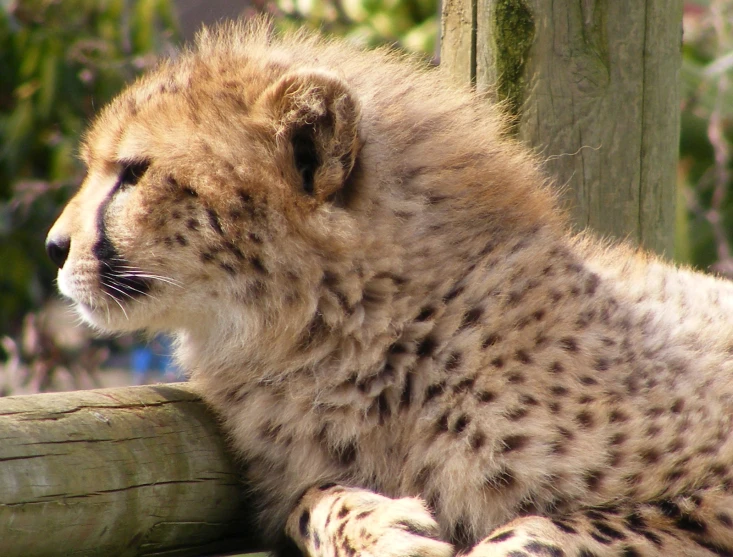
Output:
46,18,733,557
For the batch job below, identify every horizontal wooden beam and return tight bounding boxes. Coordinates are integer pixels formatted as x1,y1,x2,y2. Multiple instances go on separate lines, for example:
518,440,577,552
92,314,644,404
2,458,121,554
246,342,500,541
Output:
0,383,261,557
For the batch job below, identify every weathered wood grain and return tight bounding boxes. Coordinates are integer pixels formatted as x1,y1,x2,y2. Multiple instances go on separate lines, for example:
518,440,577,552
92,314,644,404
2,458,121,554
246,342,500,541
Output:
443,0,683,257
0,383,259,557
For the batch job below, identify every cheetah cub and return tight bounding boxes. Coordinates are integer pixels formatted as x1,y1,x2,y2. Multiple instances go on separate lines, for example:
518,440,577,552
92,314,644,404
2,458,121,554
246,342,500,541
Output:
47,18,733,557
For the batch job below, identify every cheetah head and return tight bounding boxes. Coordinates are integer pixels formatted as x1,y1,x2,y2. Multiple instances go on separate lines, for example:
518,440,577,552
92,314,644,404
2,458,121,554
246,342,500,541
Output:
46,41,362,338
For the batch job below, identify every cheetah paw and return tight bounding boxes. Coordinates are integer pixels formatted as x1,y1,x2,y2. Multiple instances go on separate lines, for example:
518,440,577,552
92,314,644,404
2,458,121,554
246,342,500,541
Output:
287,486,455,557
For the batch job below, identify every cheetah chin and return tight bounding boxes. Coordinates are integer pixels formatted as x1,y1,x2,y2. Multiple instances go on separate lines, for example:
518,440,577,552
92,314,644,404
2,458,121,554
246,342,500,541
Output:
48,17,733,557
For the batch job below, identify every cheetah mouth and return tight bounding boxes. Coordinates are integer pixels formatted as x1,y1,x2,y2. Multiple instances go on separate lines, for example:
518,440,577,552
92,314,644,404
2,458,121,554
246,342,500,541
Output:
98,260,152,301
92,227,152,303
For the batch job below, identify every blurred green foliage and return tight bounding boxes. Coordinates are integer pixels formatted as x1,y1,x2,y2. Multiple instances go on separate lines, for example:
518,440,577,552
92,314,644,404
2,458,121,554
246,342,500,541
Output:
678,1,733,274
271,0,438,55
0,0,178,334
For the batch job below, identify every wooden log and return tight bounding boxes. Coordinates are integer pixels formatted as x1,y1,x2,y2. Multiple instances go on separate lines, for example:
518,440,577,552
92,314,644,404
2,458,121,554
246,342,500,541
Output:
442,0,683,257
0,383,261,557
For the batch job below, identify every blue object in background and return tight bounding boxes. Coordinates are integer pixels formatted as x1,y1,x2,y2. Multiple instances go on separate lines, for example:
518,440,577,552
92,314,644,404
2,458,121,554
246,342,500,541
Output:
130,335,181,384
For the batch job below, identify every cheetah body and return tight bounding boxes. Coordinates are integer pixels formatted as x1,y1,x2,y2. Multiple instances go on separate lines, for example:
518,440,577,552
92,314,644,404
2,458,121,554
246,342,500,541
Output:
47,20,733,557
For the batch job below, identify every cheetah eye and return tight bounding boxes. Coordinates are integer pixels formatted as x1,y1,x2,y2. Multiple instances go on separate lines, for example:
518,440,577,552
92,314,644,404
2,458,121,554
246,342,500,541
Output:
119,160,150,188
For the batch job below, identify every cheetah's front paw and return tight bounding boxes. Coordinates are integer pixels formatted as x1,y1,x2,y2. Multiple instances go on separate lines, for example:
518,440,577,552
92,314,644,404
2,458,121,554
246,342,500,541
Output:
286,485,455,557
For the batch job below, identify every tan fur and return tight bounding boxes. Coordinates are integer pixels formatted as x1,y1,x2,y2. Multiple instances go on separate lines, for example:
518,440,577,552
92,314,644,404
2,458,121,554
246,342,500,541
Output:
47,18,733,557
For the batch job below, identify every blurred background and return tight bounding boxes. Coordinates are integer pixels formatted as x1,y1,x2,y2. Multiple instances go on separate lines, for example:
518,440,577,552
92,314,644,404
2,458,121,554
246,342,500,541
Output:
0,0,727,395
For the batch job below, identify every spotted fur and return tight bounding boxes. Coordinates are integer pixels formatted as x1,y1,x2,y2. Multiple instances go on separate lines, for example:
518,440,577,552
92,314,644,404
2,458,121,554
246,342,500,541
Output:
47,18,733,557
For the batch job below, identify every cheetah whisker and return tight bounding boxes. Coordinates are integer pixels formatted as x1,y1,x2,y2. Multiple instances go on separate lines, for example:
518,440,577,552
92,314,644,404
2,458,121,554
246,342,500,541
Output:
103,291,128,321
102,282,137,302
111,266,183,288
106,275,162,301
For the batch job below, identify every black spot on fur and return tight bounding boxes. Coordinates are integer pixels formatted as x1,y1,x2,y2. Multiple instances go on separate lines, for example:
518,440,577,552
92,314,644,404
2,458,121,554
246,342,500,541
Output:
676,514,707,534
416,306,435,321
417,336,438,358
559,337,579,352
425,381,447,402
482,333,501,348
501,435,528,453
594,358,609,372
548,361,564,374
609,409,628,423
182,184,198,197
369,392,391,425
470,431,486,450
507,406,529,421
507,372,525,384
445,352,463,372
505,290,524,307
460,307,484,329
206,208,224,235
389,342,409,355
454,377,475,393
444,284,464,302
436,411,450,433
589,531,612,545
225,241,245,261
641,448,660,463
484,466,516,489
585,470,604,491
220,262,236,275
400,372,413,409
476,391,495,403
591,520,625,540
576,410,594,428
396,519,440,540
551,519,577,534
453,414,470,433
585,273,600,295
487,530,515,543
249,256,267,274
237,189,253,205
298,510,310,538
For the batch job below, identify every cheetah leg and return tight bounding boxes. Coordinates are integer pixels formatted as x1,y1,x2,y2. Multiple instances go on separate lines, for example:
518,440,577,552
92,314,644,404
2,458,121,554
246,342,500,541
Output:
285,484,455,557
465,492,733,557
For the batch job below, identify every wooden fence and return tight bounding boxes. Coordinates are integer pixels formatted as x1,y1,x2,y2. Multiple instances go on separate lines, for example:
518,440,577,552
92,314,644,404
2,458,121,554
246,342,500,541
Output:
0,384,260,556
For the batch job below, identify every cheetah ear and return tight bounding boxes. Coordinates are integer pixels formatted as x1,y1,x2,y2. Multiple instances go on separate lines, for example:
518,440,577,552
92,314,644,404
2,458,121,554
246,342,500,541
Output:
258,70,361,201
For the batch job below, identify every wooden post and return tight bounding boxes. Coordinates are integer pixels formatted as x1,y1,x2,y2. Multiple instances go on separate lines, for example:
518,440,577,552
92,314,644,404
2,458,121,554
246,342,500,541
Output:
0,384,261,557
441,0,683,257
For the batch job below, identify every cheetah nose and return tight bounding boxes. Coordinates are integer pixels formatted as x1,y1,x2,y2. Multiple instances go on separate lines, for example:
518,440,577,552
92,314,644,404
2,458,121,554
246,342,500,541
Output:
46,236,71,269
